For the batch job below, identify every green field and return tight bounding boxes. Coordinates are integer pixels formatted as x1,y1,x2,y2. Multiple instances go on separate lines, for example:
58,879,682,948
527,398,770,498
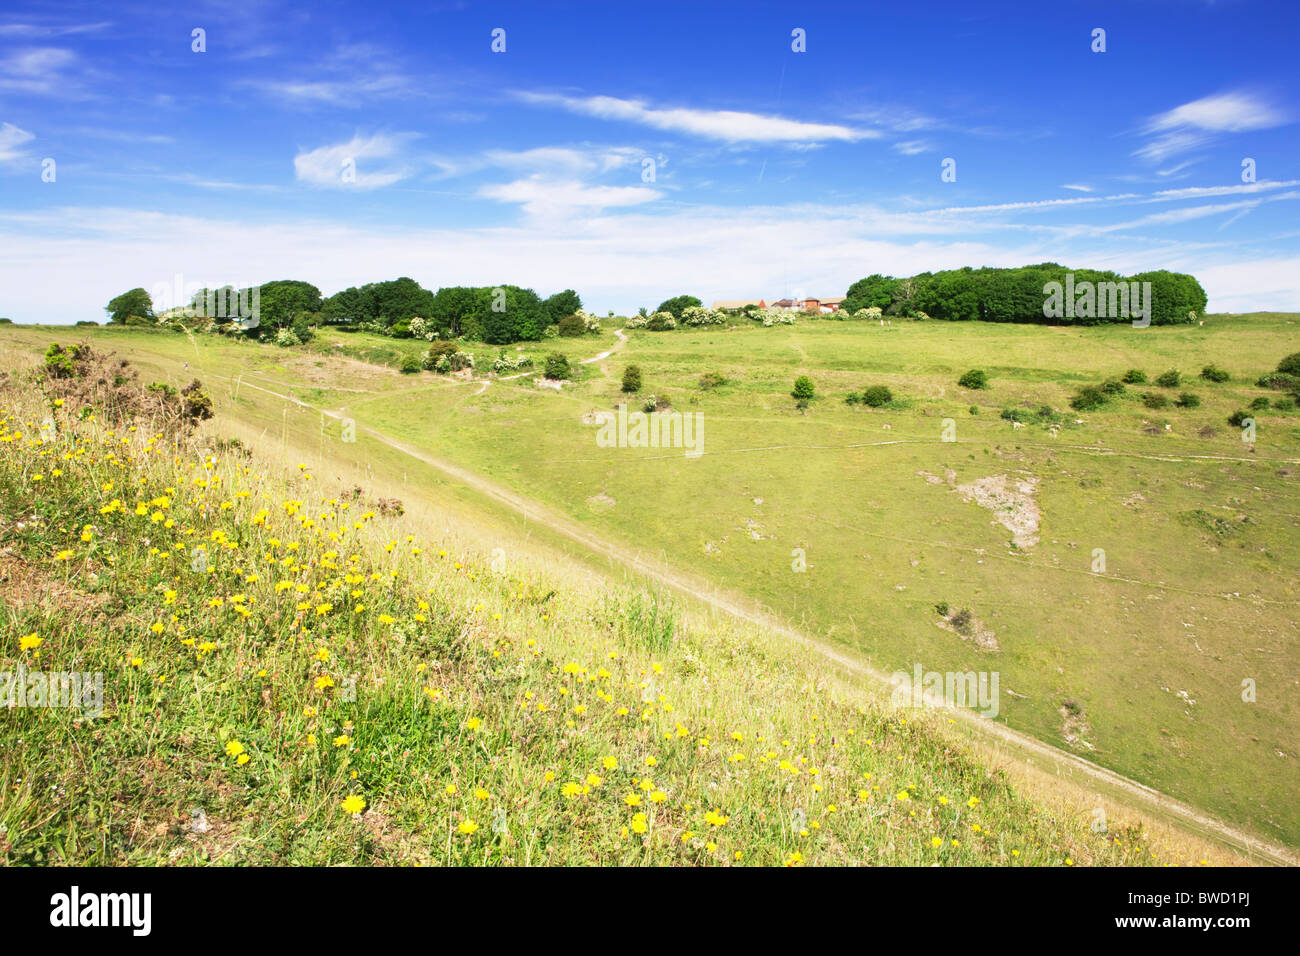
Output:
5,314,1298,847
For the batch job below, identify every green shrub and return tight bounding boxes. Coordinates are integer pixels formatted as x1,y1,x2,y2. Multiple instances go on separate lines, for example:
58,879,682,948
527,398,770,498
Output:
1154,369,1181,388
1227,410,1252,427
792,376,816,401
1100,379,1126,395
1277,352,1300,376
860,385,893,407
124,314,153,328
621,364,642,393
969,405,978,415
933,601,950,616
399,354,422,374
1250,396,1270,410
1142,392,1169,409
1000,405,1060,425
557,314,586,337
1121,369,1148,384
697,372,727,390
1274,397,1296,412
1200,364,1230,383
957,369,988,389
844,392,860,406
291,314,314,344
544,352,571,380
1175,392,1200,408
1070,385,1109,411
1256,372,1300,391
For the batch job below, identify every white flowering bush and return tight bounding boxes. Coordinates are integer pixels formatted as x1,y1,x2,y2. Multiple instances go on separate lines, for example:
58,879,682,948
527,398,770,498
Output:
579,310,602,333
625,315,648,329
832,309,851,320
647,312,677,330
408,316,436,341
492,353,534,374
864,306,883,320
274,328,301,347
680,305,726,327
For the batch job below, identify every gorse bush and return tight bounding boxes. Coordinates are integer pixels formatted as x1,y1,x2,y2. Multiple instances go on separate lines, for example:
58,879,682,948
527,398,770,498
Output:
621,365,642,394
1276,352,1300,377
1143,392,1169,409
1200,365,1230,383
1154,370,1181,388
1121,369,1148,384
1175,393,1201,409
1100,379,1126,396
957,369,989,389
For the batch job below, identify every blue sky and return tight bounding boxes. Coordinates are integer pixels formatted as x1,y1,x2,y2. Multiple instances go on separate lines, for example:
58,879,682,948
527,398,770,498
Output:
1,0,1297,322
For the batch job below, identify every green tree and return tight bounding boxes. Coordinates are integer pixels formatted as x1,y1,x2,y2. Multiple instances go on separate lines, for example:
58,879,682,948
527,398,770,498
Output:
792,375,816,400
543,289,583,325
621,365,642,393
655,294,702,319
257,280,322,329
105,288,154,325
843,274,898,313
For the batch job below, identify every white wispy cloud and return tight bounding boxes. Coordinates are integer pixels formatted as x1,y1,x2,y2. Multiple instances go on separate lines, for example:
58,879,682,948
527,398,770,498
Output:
478,176,661,215
0,22,110,38
0,46,82,95
892,140,929,155
516,91,875,144
0,121,35,164
1135,91,1290,162
1061,184,1093,193
293,133,418,188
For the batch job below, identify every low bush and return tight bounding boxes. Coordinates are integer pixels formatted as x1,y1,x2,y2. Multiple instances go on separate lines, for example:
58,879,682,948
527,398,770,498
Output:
1154,369,1181,388
1200,364,1230,383
860,385,893,407
1069,385,1108,411
957,369,989,389
544,352,572,380
1227,410,1253,427
1121,369,1148,384
1175,392,1200,408
1142,392,1169,409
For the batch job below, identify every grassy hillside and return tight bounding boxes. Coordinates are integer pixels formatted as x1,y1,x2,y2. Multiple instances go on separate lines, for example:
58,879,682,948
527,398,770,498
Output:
1,315,1295,856
0,342,1251,866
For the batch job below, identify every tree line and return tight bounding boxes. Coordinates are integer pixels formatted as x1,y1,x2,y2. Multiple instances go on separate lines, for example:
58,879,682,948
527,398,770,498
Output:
104,278,586,345
842,264,1208,325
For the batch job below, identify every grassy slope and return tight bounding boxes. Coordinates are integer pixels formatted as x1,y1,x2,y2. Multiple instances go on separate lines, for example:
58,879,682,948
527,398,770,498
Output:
0,375,1241,866
1,316,1296,852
